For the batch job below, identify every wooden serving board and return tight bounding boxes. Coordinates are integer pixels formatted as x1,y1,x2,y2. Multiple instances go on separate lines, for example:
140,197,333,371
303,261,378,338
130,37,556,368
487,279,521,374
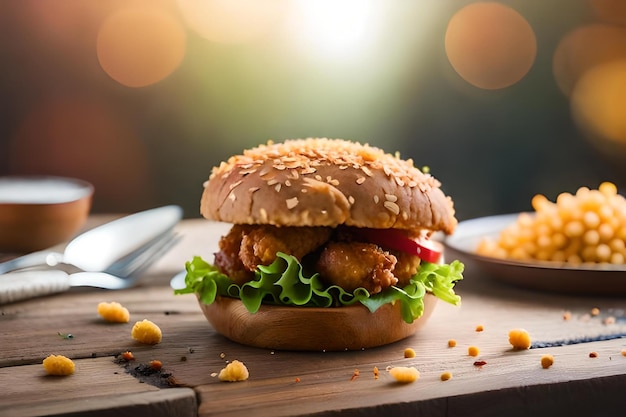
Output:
2,218,626,417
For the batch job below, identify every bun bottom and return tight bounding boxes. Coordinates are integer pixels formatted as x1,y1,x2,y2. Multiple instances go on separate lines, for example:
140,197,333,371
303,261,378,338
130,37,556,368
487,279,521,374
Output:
198,294,438,351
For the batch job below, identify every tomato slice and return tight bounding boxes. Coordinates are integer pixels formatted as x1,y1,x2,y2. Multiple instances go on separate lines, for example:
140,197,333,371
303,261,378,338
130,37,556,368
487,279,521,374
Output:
352,228,442,263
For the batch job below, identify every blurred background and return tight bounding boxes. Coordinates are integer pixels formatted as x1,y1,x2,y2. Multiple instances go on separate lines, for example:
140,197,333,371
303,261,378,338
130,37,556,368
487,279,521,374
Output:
1,0,626,221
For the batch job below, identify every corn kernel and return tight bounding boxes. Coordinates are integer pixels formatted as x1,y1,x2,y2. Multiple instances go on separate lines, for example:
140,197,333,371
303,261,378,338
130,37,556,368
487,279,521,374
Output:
131,319,162,345
218,360,249,382
388,366,420,383
540,354,554,369
43,354,75,376
97,301,130,323
508,328,531,350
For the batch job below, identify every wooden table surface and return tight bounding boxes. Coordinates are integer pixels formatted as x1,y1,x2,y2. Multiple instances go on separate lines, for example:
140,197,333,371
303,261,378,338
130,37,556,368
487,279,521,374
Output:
2,215,626,417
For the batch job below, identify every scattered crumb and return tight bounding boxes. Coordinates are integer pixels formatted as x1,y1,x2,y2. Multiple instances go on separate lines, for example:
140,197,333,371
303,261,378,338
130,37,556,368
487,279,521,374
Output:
121,351,135,361
350,369,360,381
508,329,531,350
403,348,416,358
131,319,162,345
149,360,163,371
590,307,600,316
475,324,484,332
218,360,249,382
562,311,572,321
43,354,75,376
603,316,616,325
468,346,480,357
295,377,301,383
440,371,452,381
97,301,130,323
541,354,554,369
473,360,487,367
388,366,420,383
589,352,598,358
447,339,457,348
621,349,626,357
373,366,379,379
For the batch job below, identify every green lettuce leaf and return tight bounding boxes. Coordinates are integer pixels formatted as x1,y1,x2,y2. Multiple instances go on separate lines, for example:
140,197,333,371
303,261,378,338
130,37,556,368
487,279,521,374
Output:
175,252,463,323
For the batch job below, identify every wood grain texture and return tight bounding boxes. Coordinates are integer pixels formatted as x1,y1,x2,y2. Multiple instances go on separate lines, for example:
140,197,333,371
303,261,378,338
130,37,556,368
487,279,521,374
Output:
2,217,626,416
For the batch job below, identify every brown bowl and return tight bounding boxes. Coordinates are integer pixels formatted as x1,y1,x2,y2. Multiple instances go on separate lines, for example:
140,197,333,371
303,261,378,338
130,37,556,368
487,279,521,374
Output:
198,294,438,351
0,176,94,252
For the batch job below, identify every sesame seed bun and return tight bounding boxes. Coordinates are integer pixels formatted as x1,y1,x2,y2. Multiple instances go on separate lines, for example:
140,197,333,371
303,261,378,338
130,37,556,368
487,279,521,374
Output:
201,138,457,233
198,293,438,351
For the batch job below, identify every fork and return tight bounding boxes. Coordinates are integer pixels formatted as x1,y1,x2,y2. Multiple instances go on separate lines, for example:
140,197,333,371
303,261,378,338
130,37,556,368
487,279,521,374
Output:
0,231,181,304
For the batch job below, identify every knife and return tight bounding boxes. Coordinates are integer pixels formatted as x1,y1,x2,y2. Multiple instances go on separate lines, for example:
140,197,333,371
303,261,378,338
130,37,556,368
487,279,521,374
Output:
0,205,183,274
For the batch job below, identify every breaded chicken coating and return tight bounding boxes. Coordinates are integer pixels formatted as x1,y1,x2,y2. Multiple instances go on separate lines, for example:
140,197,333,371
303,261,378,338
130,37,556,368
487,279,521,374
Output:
391,251,422,287
215,225,332,285
239,225,332,271
214,225,253,285
315,241,397,294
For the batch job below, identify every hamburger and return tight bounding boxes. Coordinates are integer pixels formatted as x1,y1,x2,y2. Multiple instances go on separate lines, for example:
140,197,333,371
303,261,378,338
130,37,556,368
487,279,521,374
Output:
176,138,463,351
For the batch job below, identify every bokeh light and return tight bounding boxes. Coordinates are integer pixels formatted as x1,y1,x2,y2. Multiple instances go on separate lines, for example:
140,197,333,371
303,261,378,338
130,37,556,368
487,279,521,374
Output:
287,0,382,58
97,6,186,88
8,97,155,211
445,2,537,90
177,0,287,44
552,23,626,98
570,60,626,148
589,0,626,25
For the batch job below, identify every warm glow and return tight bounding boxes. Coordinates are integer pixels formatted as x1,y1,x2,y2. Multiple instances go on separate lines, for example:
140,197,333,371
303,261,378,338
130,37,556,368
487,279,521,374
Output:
8,97,155,210
177,0,287,44
445,2,537,90
552,24,626,98
571,60,626,146
589,0,626,25
97,7,186,88
287,0,382,57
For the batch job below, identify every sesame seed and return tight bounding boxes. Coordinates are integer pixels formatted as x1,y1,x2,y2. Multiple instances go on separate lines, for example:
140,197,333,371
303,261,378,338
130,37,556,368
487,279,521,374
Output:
286,197,299,209
285,180,292,187
228,192,236,202
373,195,380,204
267,179,278,186
348,196,355,205
385,194,398,202
361,166,373,177
356,176,366,185
229,180,243,190
248,187,260,193
384,201,400,215
274,183,282,192
259,208,268,221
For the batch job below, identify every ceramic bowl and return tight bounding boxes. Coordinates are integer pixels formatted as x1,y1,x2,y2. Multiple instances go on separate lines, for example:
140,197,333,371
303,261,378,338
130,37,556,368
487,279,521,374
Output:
0,176,94,252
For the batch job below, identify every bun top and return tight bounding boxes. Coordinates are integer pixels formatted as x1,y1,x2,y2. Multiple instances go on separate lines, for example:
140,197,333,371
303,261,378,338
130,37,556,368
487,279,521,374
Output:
201,138,457,234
